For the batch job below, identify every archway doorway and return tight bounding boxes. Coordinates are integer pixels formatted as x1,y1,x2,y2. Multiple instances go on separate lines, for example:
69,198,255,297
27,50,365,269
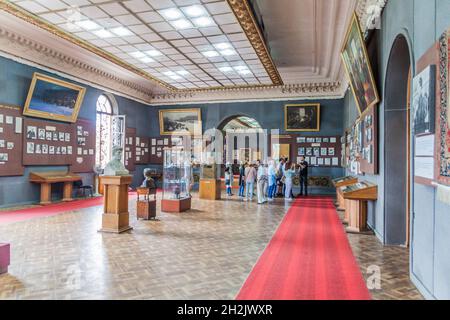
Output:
218,116,264,165
384,35,412,246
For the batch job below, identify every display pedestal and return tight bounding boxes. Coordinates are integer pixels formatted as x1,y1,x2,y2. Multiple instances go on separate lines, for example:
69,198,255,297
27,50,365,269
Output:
136,187,157,220
99,175,133,234
0,243,10,274
199,179,221,200
161,198,191,213
343,199,351,224
341,181,378,235
345,199,369,233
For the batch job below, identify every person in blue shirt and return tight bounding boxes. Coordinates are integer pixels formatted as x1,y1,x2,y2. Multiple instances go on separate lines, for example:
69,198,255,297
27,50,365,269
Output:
284,162,296,201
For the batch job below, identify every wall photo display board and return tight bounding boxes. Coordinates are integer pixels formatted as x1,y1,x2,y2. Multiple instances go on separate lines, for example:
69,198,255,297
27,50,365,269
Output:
149,136,170,164
23,118,74,166
344,106,379,175
0,105,24,176
125,127,136,172
71,119,96,173
295,135,342,167
135,136,150,164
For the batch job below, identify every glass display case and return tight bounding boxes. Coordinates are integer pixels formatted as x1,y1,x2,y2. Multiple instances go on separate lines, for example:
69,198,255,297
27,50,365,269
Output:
161,148,192,212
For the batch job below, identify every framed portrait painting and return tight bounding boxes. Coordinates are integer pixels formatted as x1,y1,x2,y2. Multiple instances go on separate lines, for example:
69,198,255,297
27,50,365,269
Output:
284,104,320,132
23,73,86,123
341,13,380,115
159,109,202,136
412,65,436,135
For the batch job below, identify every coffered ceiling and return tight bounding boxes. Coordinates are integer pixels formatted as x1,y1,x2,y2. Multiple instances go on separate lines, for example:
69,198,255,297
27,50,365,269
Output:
0,0,385,104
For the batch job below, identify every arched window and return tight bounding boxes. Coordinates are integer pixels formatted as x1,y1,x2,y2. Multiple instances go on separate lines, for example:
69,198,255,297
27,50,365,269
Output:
96,94,113,169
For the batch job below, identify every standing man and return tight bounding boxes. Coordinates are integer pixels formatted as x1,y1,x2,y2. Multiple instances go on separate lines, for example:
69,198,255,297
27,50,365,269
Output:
298,156,309,197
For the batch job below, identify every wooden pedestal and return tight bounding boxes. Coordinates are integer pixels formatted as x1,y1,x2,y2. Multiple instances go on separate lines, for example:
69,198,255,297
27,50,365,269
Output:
346,199,369,234
337,188,346,211
0,243,10,275
199,179,221,200
161,198,191,213
99,175,133,234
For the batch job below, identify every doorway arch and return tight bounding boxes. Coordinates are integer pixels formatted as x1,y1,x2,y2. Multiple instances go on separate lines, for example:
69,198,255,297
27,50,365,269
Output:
218,115,264,164
384,34,412,246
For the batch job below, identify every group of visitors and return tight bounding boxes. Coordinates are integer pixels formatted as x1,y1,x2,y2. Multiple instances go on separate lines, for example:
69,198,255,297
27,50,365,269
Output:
224,157,309,204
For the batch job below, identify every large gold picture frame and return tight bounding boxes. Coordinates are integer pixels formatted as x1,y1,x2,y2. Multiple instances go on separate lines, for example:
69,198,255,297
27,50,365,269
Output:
341,13,380,115
284,104,321,132
23,73,86,123
159,109,202,136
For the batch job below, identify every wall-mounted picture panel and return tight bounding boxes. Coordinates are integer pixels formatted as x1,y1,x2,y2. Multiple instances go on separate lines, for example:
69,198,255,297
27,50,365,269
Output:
159,109,202,136
413,65,436,135
23,73,86,123
284,104,320,132
341,13,380,115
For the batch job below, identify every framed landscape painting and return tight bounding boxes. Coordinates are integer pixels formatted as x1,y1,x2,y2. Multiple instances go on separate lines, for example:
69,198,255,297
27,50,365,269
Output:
285,104,320,132
23,73,86,123
341,13,380,115
159,109,202,136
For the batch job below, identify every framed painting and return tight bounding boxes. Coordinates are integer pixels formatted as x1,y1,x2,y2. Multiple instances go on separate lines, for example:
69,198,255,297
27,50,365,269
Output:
284,104,320,132
159,109,202,136
413,65,436,135
341,13,380,115
23,73,86,123
438,28,450,184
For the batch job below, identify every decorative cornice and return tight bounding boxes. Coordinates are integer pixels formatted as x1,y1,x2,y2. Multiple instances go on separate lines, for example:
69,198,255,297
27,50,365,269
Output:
227,0,283,86
150,81,346,105
0,26,155,104
356,0,388,36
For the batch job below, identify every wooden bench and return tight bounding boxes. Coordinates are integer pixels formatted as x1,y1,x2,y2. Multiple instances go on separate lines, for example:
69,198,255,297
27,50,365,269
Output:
0,243,10,274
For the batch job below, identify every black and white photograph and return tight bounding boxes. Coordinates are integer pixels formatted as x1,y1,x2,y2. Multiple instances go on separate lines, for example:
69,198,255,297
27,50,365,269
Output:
52,132,58,141
35,144,42,154
59,132,65,142
49,146,55,155
7,142,14,150
0,153,8,161
45,131,52,141
38,128,45,140
65,133,71,142
413,65,436,135
26,142,34,154
298,147,305,156
42,144,48,154
26,126,37,140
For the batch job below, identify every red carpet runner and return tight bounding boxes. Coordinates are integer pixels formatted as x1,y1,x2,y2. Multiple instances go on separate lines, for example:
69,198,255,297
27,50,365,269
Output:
236,196,371,300
0,197,105,225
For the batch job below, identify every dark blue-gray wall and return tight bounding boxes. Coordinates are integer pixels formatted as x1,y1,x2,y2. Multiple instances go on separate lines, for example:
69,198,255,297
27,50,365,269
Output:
0,55,152,207
342,0,450,300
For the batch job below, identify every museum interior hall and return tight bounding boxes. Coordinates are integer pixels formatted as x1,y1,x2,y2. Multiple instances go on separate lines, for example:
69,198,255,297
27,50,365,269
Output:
0,0,449,302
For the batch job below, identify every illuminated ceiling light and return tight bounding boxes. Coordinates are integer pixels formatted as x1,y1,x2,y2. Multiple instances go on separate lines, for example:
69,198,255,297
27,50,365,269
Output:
238,69,252,76
75,19,100,30
140,56,154,63
202,50,219,58
110,27,133,37
170,75,182,80
145,50,162,57
182,5,207,18
176,70,190,76
130,51,146,59
159,8,183,20
234,65,249,71
93,29,114,38
220,49,237,56
219,66,233,73
214,42,231,50
163,71,176,76
171,18,193,30
192,16,215,27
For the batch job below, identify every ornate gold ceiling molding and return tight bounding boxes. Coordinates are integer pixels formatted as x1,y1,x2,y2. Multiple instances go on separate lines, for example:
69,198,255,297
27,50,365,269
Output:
227,0,283,86
150,81,345,105
0,25,154,104
0,0,176,91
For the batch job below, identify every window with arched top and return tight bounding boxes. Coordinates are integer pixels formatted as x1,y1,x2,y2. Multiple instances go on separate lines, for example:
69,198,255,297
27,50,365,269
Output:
95,94,114,169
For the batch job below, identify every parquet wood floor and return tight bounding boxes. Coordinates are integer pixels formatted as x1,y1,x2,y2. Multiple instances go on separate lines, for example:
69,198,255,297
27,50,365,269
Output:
0,194,422,300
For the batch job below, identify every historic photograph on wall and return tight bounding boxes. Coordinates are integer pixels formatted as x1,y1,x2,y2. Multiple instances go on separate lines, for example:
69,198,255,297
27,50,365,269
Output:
413,65,436,135
341,13,380,115
23,73,86,123
285,104,320,132
159,109,202,136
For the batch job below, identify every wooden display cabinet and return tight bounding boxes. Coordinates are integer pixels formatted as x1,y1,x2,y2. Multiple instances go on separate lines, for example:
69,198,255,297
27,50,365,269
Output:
161,197,191,213
136,187,157,220
332,176,358,212
341,181,378,234
199,179,221,200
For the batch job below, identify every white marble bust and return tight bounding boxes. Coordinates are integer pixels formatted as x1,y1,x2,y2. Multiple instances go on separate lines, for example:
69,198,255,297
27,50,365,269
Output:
103,146,129,176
